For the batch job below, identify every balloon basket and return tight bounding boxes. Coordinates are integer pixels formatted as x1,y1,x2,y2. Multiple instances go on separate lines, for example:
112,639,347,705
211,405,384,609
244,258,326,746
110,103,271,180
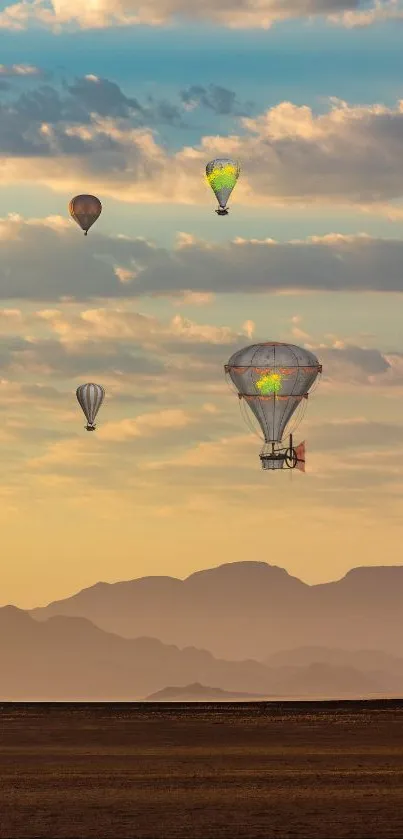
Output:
259,451,286,470
259,436,305,471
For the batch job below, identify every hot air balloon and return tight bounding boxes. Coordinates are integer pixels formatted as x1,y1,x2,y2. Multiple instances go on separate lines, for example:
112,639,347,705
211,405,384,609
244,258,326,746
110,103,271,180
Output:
69,195,102,236
206,158,240,216
225,342,322,471
76,383,105,431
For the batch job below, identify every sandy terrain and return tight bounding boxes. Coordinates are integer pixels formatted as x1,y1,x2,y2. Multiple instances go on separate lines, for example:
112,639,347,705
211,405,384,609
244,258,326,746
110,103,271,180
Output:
1,700,403,838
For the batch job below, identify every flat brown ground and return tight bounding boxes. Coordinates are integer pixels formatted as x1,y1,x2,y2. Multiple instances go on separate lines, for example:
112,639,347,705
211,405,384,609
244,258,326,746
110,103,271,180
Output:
1,701,403,838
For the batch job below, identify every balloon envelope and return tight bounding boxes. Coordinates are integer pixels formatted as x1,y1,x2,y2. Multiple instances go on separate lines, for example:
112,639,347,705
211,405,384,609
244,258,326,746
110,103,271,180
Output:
76,383,105,426
206,158,240,208
69,195,102,234
225,342,321,443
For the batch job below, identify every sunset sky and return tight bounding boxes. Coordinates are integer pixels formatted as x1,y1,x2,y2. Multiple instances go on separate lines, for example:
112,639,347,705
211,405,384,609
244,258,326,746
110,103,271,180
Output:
1,1,403,608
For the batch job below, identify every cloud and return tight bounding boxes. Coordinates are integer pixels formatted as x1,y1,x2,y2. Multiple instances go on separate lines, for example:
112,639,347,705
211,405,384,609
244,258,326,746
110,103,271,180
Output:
0,74,185,159
236,98,403,207
308,417,403,450
27,436,102,470
26,401,234,483
0,304,253,409
173,292,214,306
0,64,42,77
139,417,403,511
0,300,401,417
126,233,403,296
310,343,403,392
331,0,403,26
66,76,183,126
96,405,218,442
2,218,403,300
145,432,255,471
66,75,145,120
1,94,403,213
97,408,194,441
242,320,255,339
319,344,392,379
163,427,403,501
180,84,253,117
0,0,395,31
34,307,246,349
24,408,201,467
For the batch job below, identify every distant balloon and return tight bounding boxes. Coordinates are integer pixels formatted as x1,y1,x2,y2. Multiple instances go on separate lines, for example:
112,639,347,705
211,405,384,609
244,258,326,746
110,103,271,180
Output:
206,158,240,216
76,383,105,431
225,342,322,471
69,195,102,235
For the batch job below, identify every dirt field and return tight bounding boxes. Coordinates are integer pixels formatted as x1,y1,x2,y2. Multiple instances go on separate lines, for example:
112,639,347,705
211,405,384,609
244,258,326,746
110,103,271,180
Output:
1,700,403,838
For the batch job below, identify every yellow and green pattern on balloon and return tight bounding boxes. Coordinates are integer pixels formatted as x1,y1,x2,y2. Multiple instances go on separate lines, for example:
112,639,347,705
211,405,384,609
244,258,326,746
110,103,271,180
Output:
205,157,240,206
255,371,283,396
206,162,239,192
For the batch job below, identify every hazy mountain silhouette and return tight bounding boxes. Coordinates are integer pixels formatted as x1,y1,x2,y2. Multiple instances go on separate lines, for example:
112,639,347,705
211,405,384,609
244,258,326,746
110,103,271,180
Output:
1,605,399,700
29,561,403,661
265,647,403,672
274,663,385,697
145,683,267,701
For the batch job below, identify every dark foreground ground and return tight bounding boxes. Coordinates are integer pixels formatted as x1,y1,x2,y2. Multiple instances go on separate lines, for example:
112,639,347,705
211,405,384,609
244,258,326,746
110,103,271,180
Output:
1,701,403,839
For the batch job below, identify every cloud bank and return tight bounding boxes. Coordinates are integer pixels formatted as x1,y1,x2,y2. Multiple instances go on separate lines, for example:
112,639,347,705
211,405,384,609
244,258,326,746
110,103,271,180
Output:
1,86,403,215
0,0,400,31
0,217,402,299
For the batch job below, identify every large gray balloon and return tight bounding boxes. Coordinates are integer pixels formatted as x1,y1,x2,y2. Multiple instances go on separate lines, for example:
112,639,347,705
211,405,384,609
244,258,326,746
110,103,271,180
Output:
225,342,321,443
76,383,105,429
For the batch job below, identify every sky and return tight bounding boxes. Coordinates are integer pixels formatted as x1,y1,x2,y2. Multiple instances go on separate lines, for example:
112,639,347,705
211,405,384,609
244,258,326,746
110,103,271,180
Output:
1,0,403,607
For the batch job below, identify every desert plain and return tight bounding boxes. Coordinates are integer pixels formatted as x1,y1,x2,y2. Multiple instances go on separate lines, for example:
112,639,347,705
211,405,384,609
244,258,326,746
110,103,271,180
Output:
1,700,403,838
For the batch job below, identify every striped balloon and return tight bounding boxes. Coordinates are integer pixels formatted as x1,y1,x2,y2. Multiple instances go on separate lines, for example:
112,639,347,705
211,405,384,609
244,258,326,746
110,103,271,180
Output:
76,383,105,430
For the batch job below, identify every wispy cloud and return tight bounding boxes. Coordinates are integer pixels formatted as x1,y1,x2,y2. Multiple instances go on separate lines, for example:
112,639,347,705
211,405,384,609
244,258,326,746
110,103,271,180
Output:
0,64,42,77
0,0,398,31
180,84,253,116
0,300,400,403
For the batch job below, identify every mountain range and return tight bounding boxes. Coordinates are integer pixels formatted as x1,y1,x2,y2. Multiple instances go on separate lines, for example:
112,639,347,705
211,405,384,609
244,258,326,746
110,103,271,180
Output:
1,561,403,700
1,604,401,700
145,683,267,701
29,561,403,660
